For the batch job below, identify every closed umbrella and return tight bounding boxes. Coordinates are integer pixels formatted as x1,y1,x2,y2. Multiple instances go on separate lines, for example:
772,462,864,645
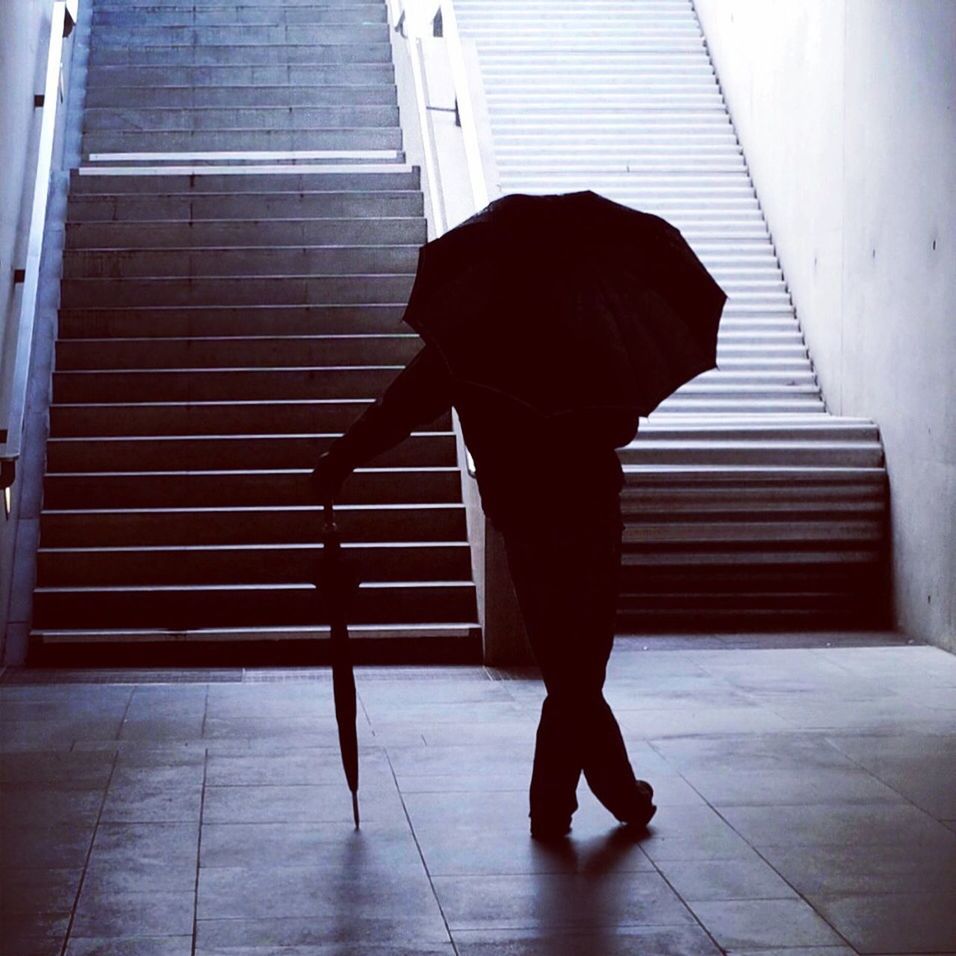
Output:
316,501,360,828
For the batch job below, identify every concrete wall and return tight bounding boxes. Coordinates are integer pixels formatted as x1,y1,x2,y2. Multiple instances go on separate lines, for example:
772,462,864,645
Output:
0,0,50,370
694,0,956,651
0,0,56,663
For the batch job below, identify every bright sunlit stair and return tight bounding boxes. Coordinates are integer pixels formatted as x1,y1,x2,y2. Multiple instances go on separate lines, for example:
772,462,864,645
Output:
454,0,889,628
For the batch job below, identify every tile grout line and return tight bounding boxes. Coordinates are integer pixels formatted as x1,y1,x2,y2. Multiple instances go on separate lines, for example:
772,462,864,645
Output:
686,796,861,952
642,734,863,951
191,683,210,956
383,748,460,956
630,834,730,955
58,744,121,956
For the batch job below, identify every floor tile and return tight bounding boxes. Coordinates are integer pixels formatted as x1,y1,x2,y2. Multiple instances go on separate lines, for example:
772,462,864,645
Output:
649,733,861,773
681,766,907,806
195,946,454,956
0,934,66,956
0,751,114,788
195,915,452,950
199,821,422,870
197,862,440,922
687,898,847,949
65,937,193,955
432,870,696,931
652,857,799,901
722,948,855,955
202,782,404,825
637,805,761,862
204,749,392,787
809,892,956,953
0,787,104,828
452,924,722,955
100,782,203,823
0,866,82,914
0,823,95,867
88,822,200,873
415,819,657,877
759,841,956,896
720,803,956,848
71,887,195,938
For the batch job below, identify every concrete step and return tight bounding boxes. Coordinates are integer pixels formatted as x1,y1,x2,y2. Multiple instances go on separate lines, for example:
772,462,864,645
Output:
94,0,395,7
618,440,883,469
680,369,816,386
48,396,415,434
31,581,477,630
37,541,473,586
478,52,707,66
84,85,399,108
59,274,414,308
57,303,410,338
30,626,483,662
491,123,736,142
93,6,389,25
70,167,419,194
87,42,394,67
42,467,462,507
84,105,401,131
45,431,456,472
622,470,885,508
468,29,703,42
655,398,826,414
473,38,706,53
620,516,883,546
54,333,422,369
488,74,717,89
38,503,467,546
51,365,409,402
632,419,879,443
67,191,420,222
90,24,390,46
62,245,421,278
622,463,886,486
85,63,395,86
65,217,427,250
82,127,404,154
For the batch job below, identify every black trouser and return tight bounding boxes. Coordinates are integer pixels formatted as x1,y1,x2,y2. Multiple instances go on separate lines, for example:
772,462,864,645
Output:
500,493,640,824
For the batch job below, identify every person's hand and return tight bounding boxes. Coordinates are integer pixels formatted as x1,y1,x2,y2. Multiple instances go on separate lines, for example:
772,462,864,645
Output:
310,451,348,503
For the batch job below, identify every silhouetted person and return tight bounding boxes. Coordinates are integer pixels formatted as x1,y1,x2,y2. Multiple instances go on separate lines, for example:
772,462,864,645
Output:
312,343,656,839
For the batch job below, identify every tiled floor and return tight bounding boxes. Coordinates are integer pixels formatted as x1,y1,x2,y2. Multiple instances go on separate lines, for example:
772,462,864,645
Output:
2,633,955,955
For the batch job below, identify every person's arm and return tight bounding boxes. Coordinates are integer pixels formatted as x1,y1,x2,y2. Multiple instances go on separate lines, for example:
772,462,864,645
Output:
311,344,453,500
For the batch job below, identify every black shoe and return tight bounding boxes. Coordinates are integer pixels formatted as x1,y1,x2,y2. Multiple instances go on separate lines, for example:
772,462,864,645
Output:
530,816,572,842
616,779,657,829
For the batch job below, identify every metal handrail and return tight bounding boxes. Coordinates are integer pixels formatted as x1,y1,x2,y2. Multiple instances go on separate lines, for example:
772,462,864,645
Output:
0,0,77,489
390,0,489,223
389,0,447,237
438,0,489,213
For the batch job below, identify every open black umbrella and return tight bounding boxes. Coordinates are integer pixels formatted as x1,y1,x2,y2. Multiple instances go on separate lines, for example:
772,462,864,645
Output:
401,190,727,425
316,501,360,828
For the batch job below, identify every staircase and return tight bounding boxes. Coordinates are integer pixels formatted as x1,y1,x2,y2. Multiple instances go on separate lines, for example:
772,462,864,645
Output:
30,0,480,663
454,0,889,627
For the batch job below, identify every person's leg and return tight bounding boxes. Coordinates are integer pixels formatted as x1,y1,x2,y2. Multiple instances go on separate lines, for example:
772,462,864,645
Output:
502,496,651,830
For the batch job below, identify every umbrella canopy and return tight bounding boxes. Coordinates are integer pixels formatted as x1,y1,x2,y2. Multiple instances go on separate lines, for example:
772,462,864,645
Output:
316,502,361,828
401,190,727,421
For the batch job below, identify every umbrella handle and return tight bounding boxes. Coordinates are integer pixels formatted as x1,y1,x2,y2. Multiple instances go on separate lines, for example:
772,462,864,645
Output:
323,500,336,534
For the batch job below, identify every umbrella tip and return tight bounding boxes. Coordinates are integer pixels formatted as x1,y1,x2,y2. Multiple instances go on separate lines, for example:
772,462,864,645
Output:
352,791,360,829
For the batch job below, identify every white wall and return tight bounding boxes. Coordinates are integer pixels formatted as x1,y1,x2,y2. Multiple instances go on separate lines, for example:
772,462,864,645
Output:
694,0,956,651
